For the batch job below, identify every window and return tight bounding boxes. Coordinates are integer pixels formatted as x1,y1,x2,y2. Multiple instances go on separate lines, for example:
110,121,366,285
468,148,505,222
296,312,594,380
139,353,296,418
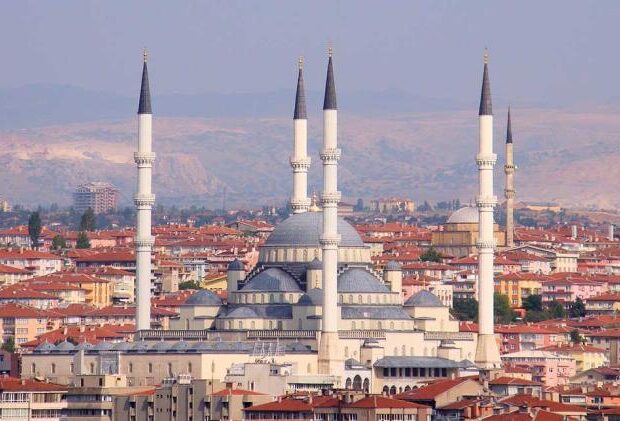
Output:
148,363,153,374
129,363,133,373
51,363,56,374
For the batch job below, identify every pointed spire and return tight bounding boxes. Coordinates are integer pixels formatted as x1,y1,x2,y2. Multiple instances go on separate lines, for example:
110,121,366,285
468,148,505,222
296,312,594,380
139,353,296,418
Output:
138,48,152,115
323,47,337,110
479,48,492,116
294,57,307,119
506,107,513,143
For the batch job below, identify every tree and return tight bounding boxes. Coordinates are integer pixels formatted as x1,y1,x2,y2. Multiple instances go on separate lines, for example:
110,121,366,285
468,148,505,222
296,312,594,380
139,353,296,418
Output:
51,235,67,250
547,300,567,319
522,294,543,312
452,298,478,321
420,247,442,263
569,297,587,318
494,293,516,324
179,280,202,290
76,231,91,249
28,211,42,249
570,329,586,344
80,208,96,232
1,336,15,353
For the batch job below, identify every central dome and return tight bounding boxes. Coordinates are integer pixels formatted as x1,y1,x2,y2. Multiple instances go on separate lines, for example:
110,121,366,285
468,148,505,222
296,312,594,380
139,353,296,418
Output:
447,206,480,224
265,212,364,248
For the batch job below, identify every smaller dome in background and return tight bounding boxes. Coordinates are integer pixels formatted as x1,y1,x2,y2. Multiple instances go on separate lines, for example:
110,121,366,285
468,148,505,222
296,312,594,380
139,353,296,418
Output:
185,289,223,306
227,259,245,271
446,206,480,224
404,290,444,307
307,257,322,270
384,261,401,271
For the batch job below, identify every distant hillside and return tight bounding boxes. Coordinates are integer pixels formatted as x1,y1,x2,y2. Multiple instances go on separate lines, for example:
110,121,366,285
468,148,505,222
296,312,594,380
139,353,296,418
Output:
1,105,620,209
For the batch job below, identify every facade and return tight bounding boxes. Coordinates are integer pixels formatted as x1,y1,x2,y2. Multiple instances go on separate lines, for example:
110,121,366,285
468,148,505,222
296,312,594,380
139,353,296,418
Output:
501,350,576,386
495,272,543,308
371,198,416,214
73,182,119,214
0,377,66,420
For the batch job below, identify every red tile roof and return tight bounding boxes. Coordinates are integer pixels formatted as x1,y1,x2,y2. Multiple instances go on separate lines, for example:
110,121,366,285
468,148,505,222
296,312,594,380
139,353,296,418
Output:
212,387,266,396
0,377,66,392
0,264,32,274
395,377,475,400
348,396,428,409
489,377,542,386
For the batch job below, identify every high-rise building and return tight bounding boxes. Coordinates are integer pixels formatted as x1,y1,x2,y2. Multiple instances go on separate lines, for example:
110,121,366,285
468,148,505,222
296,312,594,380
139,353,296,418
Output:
73,182,119,214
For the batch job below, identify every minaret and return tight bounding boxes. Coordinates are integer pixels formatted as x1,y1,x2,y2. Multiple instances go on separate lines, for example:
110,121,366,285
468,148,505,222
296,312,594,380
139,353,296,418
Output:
318,48,342,377
504,107,516,247
474,49,502,370
290,57,311,214
134,49,155,331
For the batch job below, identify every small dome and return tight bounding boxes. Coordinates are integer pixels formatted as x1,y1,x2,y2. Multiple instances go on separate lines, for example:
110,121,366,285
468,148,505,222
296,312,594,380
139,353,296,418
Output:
170,341,190,352
384,261,401,271
338,268,390,293
264,212,364,248
241,268,301,292
307,257,322,270
298,288,324,306
447,206,482,224
55,340,75,352
93,341,114,351
35,342,56,353
228,259,244,271
75,342,94,351
190,341,213,352
151,341,171,352
404,290,444,307
113,342,132,351
185,289,223,306
130,341,150,352
221,306,259,319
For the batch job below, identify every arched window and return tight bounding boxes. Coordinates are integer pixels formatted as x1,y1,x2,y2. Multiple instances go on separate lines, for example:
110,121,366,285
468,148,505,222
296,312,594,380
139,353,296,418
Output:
353,375,362,390
345,378,352,389
390,322,394,330
70,363,74,374
260,295,265,304
389,386,397,395
238,321,243,329
269,294,274,303
361,321,365,329
382,386,390,395
352,321,356,330
168,363,173,376
251,321,256,329
358,295,362,303
129,363,133,373
378,321,382,330
90,363,95,374
31,363,36,374
288,294,293,302
252,294,256,303
348,294,353,303
269,321,274,329
148,363,153,373
279,293,284,302
188,363,192,373
363,378,370,392
51,363,56,374
404,385,411,392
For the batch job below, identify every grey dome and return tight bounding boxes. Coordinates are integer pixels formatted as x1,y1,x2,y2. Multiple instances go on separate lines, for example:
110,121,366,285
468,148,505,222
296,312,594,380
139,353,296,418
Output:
384,261,401,271
75,342,94,351
228,259,244,271
447,207,480,224
151,341,171,352
404,290,444,307
113,342,132,351
307,257,322,270
338,268,389,293
35,342,56,353
264,212,364,248
222,307,259,319
298,288,324,306
130,341,150,352
241,268,301,292
55,340,75,352
185,289,223,306
93,341,114,351
170,341,190,352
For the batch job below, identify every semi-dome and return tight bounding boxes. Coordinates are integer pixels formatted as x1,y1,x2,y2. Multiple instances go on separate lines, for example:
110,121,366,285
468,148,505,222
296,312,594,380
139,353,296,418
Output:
228,259,244,271
307,257,322,270
185,289,223,306
241,268,301,292
221,307,259,319
384,261,401,271
297,288,324,306
446,207,479,224
404,290,444,307
338,268,390,293
264,212,364,248
55,340,76,352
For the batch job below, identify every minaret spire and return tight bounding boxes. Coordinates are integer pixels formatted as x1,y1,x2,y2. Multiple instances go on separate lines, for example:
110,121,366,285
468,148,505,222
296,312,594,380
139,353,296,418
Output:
289,56,311,214
318,47,342,379
505,107,516,247
134,49,156,331
474,49,502,371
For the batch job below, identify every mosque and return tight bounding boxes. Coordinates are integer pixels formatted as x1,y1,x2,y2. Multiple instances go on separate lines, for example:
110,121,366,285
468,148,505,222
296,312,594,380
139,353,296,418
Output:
22,48,508,393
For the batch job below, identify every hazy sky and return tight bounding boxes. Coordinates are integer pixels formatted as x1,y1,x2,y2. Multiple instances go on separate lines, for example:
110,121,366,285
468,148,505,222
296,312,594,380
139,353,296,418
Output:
0,1,617,106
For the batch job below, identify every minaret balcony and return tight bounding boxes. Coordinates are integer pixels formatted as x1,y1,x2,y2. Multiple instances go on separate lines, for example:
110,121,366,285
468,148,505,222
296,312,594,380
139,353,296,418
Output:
134,194,156,208
319,234,341,246
476,196,497,209
476,239,497,250
505,190,516,199
290,198,311,210
320,192,341,204
134,237,155,250
475,153,497,168
289,157,311,170
320,148,341,162
134,152,156,166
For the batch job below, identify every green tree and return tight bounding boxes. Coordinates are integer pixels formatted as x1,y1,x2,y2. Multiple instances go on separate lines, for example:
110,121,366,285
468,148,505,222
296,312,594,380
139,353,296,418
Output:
522,294,543,312
570,329,586,344
76,231,91,249
1,336,15,353
452,298,478,321
420,247,442,263
569,297,587,318
51,235,67,250
28,211,42,249
179,280,202,290
547,300,567,319
494,293,516,324
80,208,96,231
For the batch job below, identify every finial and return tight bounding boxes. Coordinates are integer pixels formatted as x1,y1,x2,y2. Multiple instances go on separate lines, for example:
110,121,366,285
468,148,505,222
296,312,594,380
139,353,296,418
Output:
143,47,148,63
298,56,304,70
483,48,489,64
328,42,333,58
309,192,320,212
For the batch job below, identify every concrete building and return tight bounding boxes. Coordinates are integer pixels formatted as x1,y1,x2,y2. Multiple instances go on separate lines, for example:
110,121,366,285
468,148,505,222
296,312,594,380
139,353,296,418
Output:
371,198,416,214
0,377,66,420
501,350,576,386
73,182,119,214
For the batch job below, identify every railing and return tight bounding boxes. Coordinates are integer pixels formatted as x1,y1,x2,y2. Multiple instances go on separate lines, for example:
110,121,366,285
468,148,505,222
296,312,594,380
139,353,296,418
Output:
135,329,211,340
247,330,317,339
424,332,474,341
339,330,386,339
